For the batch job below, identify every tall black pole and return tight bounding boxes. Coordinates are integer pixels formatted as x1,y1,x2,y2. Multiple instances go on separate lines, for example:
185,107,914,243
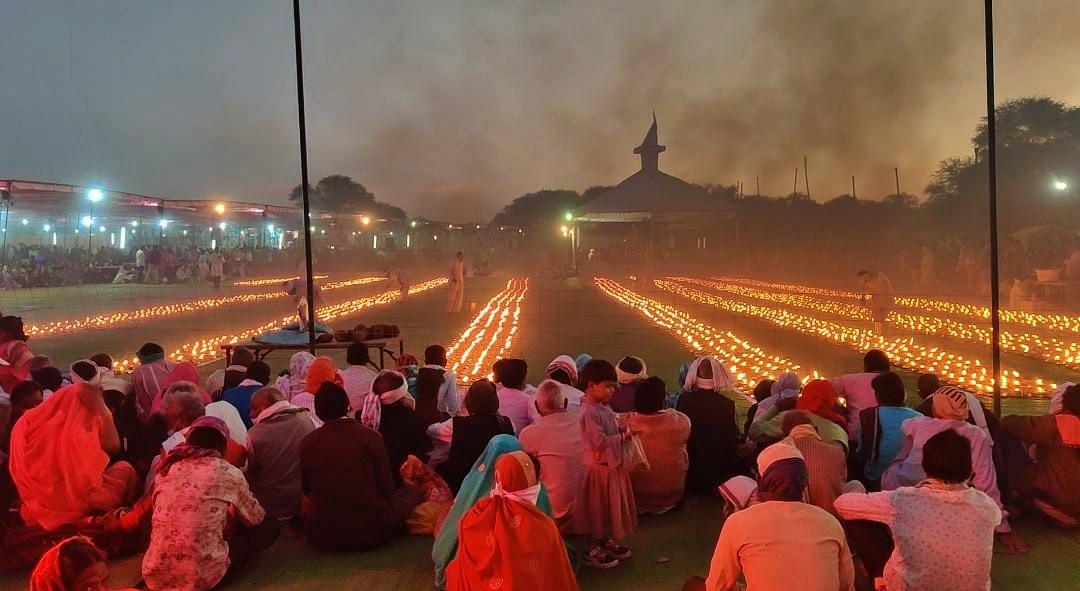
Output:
803,155,811,200
292,0,317,354
851,176,857,199
756,176,760,198
793,168,799,196
983,0,1002,416
894,167,901,197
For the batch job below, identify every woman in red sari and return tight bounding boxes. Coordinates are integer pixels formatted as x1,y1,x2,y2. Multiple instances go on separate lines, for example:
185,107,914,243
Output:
446,451,578,591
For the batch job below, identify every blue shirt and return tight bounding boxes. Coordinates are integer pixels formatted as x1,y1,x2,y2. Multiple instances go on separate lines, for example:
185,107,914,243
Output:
221,383,262,428
865,405,922,481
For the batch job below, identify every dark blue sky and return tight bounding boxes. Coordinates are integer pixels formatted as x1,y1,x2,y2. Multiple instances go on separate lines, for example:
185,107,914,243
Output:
3,1,1078,220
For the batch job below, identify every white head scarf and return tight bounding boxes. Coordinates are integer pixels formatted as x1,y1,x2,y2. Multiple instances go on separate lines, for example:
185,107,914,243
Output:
205,400,249,446
359,370,414,431
615,356,648,385
68,360,102,388
683,356,737,393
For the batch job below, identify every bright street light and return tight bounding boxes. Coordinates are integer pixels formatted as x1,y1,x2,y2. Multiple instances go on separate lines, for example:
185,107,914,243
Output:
1054,179,1069,191
43,224,50,232
564,212,573,221
87,188,104,203
82,216,93,227
218,221,227,230
20,219,27,226
361,216,371,226
214,203,226,215
159,219,169,228
131,220,139,227
267,224,275,232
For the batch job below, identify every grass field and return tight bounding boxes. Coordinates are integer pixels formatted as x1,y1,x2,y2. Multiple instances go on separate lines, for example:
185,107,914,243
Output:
0,274,1075,589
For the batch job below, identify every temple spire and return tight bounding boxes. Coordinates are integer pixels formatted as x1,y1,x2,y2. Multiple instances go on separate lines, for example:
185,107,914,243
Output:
633,112,666,171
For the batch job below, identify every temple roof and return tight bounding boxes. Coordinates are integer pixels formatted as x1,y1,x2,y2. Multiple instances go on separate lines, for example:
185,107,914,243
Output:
575,115,733,222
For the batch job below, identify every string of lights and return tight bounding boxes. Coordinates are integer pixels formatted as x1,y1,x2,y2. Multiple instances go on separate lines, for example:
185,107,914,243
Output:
232,274,330,287
111,277,447,371
26,275,384,339
716,275,1080,336
679,277,1080,371
594,277,808,400
446,278,529,384
656,279,1054,397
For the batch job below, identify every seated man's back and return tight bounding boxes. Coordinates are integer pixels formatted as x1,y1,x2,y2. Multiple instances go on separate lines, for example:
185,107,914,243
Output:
300,417,396,551
707,501,852,591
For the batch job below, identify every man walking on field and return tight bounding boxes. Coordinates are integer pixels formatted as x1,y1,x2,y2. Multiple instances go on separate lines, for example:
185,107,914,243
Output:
447,251,465,313
857,270,893,335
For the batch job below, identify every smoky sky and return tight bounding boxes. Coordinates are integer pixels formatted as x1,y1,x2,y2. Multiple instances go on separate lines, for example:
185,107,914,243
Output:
2,1,1079,221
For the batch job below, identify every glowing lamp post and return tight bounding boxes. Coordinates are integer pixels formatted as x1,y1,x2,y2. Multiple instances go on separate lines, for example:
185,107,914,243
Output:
1053,179,1069,192
86,188,104,252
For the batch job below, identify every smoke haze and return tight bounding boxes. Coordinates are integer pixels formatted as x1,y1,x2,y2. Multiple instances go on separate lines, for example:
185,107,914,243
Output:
2,1,1079,220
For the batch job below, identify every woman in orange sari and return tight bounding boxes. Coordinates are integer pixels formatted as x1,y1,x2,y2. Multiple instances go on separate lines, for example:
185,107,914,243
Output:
446,451,578,591
9,384,139,531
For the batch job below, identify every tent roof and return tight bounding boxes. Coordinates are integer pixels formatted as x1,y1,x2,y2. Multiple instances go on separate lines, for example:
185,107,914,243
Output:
575,168,733,222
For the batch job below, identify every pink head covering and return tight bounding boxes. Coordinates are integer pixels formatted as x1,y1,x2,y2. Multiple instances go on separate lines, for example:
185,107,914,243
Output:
545,355,578,385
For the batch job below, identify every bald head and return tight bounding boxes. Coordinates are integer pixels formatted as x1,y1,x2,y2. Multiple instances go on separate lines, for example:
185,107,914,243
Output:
249,386,285,422
534,379,567,416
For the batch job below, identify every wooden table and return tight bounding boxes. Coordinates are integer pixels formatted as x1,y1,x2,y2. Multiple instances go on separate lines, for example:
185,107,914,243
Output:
221,337,403,369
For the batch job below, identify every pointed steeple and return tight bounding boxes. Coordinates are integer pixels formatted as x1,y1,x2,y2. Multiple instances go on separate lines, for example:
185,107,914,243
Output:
633,112,666,171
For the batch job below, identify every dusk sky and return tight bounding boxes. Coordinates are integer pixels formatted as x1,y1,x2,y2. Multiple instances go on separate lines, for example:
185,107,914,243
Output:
3,1,1079,221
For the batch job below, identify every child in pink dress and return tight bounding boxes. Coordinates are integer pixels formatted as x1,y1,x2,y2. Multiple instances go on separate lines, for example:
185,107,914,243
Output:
573,359,637,568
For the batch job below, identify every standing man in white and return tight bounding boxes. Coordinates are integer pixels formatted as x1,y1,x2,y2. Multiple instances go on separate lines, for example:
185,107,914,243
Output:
446,251,465,313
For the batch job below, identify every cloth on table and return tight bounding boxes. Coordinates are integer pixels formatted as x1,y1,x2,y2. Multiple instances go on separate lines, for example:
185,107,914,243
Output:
252,321,332,345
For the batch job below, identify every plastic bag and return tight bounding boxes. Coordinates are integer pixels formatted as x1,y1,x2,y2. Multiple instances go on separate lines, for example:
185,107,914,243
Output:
623,432,650,472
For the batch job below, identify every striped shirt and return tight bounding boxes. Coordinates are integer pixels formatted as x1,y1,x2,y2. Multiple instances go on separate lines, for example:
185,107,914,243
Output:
132,359,176,418
785,428,849,516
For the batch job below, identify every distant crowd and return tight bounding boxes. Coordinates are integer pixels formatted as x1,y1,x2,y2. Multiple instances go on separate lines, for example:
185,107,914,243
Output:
0,313,1074,589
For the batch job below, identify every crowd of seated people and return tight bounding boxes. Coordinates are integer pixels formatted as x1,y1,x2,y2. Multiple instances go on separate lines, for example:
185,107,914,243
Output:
0,328,1073,590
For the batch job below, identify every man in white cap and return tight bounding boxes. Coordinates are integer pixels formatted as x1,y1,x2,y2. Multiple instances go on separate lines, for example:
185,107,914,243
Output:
688,441,854,591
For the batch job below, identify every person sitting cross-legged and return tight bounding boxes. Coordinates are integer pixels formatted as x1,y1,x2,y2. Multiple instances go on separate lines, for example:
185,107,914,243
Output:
246,386,315,522
881,385,1028,552
783,410,865,517
519,379,584,527
221,361,272,429
445,451,579,591
1000,383,1080,527
359,370,432,479
858,371,922,489
300,382,422,552
436,379,514,493
686,441,854,591
625,376,691,515
835,428,1001,591
142,416,279,591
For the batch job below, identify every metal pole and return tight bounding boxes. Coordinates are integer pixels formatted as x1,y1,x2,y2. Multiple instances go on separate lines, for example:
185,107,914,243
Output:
851,176,857,199
1,201,8,265
87,202,94,253
803,155,811,200
983,0,1002,416
793,168,799,196
894,167,901,197
756,176,760,198
292,0,317,354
